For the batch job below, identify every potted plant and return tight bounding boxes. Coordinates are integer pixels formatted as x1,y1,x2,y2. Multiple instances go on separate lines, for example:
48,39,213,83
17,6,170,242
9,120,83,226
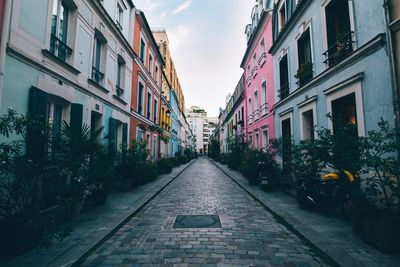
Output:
360,120,400,253
294,62,313,86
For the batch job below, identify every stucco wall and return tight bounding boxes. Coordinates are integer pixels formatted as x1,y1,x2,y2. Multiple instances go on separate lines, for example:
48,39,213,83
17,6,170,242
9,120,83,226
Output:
243,12,275,148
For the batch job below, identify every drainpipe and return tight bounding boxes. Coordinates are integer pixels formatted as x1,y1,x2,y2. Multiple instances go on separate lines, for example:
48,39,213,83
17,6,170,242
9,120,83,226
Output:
383,0,400,176
0,0,12,109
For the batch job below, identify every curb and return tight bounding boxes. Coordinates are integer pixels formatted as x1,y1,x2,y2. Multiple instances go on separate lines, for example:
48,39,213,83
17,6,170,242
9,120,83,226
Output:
63,159,196,267
208,158,342,267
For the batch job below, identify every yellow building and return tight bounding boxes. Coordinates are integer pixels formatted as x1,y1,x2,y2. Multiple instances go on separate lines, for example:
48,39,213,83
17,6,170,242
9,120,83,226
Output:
152,28,187,156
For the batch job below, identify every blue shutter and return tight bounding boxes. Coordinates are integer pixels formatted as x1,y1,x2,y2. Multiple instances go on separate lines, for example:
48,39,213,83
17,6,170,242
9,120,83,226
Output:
109,118,117,153
122,123,128,146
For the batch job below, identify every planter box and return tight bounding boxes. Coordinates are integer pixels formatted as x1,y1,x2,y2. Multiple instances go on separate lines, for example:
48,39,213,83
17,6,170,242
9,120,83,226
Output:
362,211,400,254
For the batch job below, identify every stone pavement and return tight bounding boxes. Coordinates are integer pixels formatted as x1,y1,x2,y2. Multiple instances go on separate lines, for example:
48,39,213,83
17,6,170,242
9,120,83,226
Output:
81,157,328,266
211,159,400,267
4,161,194,267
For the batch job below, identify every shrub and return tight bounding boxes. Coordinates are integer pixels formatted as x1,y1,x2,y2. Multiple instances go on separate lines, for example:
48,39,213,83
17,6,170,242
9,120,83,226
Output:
226,133,247,170
156,157,173,174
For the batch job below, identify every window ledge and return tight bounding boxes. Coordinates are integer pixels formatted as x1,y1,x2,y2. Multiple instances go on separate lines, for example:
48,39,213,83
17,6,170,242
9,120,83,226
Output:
42,49,80,75
88,79,109,93
113,95,128,105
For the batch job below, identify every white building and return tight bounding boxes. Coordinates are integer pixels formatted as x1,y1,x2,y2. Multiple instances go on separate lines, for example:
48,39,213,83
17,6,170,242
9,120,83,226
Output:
185,106,207,153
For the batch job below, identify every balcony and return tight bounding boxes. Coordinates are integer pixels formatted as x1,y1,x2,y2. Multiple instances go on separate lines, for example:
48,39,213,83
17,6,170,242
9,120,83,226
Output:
248,115,253,125
246,76,252,86
260,103,268,116
323,31,354,67
295,63,313,88
258,52,266,67
253,110,259,122
251,66,258,78
115,20,123,31
278,83,290,101
49,34,72,62
91,66,104,84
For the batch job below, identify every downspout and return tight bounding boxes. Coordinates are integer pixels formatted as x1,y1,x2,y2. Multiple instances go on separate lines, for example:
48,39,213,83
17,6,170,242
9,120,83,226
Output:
383,0,400,187
0,0,13,110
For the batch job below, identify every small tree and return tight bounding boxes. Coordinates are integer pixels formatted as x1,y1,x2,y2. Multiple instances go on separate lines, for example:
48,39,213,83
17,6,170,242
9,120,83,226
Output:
226,133,247,170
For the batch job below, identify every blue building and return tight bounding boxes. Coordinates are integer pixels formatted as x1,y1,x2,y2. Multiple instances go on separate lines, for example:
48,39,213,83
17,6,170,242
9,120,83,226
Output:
270,0,395,145
170,89,179,156
0,0,135,152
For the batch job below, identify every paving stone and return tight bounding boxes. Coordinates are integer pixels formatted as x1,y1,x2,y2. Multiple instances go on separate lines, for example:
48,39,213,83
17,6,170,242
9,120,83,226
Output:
81,158,325,266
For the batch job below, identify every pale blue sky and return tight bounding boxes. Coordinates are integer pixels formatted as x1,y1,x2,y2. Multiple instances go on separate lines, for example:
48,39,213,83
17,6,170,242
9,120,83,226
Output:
134,0,256,117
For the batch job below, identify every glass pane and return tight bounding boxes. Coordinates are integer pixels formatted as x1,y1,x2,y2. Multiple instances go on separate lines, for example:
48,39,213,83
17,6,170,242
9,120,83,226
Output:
51,0,58,36
59,3,69,43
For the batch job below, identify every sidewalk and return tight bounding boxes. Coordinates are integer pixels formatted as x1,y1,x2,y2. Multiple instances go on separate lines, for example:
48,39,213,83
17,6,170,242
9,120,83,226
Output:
4,160,194,267
211,159,400,267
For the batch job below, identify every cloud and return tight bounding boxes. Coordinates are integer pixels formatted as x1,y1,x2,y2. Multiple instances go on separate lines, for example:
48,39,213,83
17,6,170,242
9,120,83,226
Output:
168,25,194,51
173,0,193,14
144,0,164,11
160,12,167,20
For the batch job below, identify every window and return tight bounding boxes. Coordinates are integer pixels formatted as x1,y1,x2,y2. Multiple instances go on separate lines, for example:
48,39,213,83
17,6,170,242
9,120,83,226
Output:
260,38,266,54
248,98,252,115
331,93,357,135
147,92,152,120
146,133,151,149
91,111,102,143
116,3,123,30
279,54,289,100
324,0,353,66
148,53,153,75
136,128,144,141
48,101,63,138
262,129,269,148
253,53,257,67
155,65,159,84
152,135,157,160
281,117,292,164
247,65,251,78
302,110,315,140
261,81,268,115
279,1,286,31
255,132,259,149
116,60,124,97
140,38,146,63
153,98,158,123
50,0,71,61
138,82,144,115
297,28,313,87
254,91,258,113
92,37,104,84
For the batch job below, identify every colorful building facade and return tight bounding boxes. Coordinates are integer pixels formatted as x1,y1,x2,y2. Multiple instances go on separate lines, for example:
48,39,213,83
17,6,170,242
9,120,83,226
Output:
130,11,163,159
1,0,135,152
242,1,275,149
270,0,395,146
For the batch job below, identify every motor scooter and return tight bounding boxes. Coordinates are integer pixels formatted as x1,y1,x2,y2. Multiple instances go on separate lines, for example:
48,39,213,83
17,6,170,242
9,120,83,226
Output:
258,160,278,190
296,169,355,212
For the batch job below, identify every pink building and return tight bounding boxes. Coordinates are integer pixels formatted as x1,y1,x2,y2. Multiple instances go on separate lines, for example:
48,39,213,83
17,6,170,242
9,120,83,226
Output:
241,2,275,149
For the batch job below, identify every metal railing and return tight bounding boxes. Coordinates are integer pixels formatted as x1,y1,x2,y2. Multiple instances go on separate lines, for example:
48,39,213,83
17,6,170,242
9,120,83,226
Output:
323,31,354,67
295,63,313,87
258,52,266,66
251,66,258,78
278,82,290,100
260,103,268,116
49,34,72,62
92,66,104,84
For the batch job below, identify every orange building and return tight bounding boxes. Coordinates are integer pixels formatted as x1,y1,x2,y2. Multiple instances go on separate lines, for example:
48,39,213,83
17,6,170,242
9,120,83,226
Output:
130,11,164,160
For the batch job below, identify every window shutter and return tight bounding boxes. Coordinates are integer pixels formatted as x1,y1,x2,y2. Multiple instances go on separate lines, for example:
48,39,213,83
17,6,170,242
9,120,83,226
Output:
272,7,278,41
109,118,117,153
27,87,48,159
122,122,128,146
70,103,83,134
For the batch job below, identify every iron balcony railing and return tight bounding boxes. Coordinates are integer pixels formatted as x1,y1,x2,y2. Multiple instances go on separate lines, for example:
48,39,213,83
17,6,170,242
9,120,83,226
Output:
91,66,104,84
295,62,313,88
251,66,258,78
260,103,268,116
49,34,72,62
323,31,354,67
115,20,123,31
258,52,266,66
278,82,290,100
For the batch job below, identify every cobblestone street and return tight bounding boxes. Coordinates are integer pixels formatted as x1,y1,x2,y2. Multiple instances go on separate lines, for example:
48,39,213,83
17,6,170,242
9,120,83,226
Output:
82,158,327,266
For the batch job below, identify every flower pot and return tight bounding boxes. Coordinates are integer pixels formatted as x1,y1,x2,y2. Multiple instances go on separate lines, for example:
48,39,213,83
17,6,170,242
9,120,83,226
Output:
362,211,400,254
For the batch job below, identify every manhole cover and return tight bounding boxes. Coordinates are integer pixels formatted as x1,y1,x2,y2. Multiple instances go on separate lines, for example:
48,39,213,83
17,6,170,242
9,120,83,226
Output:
173,215,222,228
